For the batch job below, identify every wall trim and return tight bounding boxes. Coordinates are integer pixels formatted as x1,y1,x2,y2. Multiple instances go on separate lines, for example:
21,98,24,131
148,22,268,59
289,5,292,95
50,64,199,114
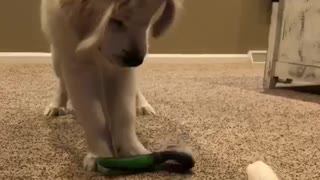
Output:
248,50,267,64
0,52,51,64
0,52,253,64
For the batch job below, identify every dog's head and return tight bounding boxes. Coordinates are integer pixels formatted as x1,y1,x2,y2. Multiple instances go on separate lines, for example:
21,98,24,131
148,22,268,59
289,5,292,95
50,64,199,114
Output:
96,0,182,68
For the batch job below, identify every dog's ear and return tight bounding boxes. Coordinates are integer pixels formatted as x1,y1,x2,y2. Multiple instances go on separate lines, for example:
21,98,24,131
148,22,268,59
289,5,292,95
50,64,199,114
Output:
151,0,182,38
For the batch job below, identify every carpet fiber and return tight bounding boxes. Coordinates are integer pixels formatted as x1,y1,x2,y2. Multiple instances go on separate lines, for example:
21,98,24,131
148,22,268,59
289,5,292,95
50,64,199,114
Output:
1,62,320,180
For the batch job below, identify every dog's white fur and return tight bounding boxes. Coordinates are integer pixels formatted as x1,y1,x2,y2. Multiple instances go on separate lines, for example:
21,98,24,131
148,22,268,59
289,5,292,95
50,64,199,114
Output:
40,0,182,171
247,161,279,180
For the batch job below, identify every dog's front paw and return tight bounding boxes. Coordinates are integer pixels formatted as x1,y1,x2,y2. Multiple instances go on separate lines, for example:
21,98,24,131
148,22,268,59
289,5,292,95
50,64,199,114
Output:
136,103,156,116
83,152,98,171
43,105,67,117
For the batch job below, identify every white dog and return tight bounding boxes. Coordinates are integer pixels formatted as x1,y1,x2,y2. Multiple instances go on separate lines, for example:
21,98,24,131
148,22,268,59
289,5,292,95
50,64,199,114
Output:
40,0,182,171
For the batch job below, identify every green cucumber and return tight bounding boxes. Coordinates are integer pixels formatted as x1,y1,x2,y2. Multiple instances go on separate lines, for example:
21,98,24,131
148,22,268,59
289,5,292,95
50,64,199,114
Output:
95,146,195,176
96,153,159,170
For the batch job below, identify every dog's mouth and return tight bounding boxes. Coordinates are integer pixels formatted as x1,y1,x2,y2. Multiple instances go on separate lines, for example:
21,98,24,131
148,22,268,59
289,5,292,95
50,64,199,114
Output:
111,54,126,66
111,54,145,68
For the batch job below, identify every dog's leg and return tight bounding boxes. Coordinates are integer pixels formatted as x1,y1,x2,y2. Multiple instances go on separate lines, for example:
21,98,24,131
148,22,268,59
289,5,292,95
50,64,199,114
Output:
107,69,150,157
62,62,114,171
136,89,156,116
44,78,69,116
44,47,69,117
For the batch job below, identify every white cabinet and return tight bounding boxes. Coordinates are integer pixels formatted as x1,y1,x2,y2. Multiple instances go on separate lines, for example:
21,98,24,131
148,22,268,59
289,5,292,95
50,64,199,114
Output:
264,0,320,89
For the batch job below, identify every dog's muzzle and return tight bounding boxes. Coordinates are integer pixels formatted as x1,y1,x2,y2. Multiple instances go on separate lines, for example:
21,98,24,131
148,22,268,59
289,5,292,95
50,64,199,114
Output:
121,49,145,67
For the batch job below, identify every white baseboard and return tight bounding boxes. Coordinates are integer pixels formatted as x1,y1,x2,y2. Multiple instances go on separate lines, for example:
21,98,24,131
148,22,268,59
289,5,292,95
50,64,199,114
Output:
0,52,52,64
0,52,252,64
248,50,267,64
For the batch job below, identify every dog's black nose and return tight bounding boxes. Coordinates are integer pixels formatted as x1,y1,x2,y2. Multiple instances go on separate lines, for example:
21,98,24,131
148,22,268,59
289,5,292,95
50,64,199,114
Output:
122,49,145,67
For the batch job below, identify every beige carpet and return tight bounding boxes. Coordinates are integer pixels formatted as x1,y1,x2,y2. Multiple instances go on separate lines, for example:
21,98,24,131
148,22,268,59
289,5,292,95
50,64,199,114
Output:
1,62,320,180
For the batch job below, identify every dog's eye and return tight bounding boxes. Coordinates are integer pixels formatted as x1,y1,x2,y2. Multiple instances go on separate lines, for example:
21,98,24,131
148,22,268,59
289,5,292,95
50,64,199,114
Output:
110,18,125,30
